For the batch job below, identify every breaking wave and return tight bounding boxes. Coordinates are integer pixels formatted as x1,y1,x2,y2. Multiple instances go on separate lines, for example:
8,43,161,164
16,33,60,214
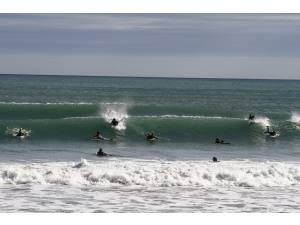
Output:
0,159,300,188
291,112,300,124
1,101,300,143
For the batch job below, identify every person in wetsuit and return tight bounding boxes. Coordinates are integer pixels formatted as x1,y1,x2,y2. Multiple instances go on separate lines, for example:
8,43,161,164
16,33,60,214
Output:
93,131,103,139
248,113,255,121
264,126,277,136
96,148,108,157
212,156,219,162
145,132,158,141
16,128,25,137
111,118,119,126
215,137,230,144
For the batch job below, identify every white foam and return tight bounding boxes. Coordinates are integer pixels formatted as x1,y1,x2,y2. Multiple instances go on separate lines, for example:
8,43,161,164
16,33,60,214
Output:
134,115,241,120
290,112,300,124
253,116,271,128
0,159,299,188
5,127,31,137
63,115,241,121
100,104,129,130
72,158,89,168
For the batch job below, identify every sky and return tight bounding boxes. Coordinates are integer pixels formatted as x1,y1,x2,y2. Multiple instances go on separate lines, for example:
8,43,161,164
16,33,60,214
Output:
1,14,300,79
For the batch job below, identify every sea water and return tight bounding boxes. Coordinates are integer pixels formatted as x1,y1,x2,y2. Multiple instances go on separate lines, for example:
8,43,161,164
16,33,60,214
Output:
0,74,300,212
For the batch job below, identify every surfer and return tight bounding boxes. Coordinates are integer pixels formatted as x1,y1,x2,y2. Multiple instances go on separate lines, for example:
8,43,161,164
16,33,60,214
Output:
248,113,255,121
264,126,270,134
212,156,219,162
96,148,108,157
91,131,113,141
215,137,230,144
111,118,119,126
248,113,255,125
264,126,278,137
145,132,158,141
16,128,25,137
92,131,103,139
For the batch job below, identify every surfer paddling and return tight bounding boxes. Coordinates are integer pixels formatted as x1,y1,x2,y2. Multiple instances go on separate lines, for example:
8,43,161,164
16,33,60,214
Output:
215,137,230,144
145,132,158,141
91,131,112,141
96,148,112,157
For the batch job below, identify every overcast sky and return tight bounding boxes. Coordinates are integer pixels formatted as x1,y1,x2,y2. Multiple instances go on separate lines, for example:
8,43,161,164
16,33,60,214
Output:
1,14,300,79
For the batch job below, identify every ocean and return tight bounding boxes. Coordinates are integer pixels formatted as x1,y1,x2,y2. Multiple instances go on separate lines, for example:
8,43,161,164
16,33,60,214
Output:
0,74,300,212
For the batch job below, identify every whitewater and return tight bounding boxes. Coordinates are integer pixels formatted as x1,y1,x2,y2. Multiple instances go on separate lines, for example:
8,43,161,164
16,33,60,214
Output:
1,75,300,212
1,158,300,212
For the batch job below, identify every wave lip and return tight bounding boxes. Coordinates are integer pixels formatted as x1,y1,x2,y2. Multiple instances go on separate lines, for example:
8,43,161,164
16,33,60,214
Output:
248,116,271,128
291,112,300,123
0,159,300,188
134,115,242,120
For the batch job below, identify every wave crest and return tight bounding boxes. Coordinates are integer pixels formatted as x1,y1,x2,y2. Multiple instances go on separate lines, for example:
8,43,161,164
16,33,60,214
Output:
0,159,299,188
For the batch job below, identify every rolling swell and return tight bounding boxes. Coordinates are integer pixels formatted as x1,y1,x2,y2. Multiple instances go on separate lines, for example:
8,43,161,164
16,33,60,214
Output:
0,102,249,119
0,115,296,143
0,102,299,143
0,102,96,120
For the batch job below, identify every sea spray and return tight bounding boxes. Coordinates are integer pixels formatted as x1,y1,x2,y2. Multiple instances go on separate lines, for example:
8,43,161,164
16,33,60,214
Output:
291,112,300,124
253,116,271,128
72,158,89,168
100,103,129,131
5,127,31,137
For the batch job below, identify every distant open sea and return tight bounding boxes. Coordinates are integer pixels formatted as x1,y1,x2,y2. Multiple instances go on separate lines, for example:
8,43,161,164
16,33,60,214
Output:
0,74,300,212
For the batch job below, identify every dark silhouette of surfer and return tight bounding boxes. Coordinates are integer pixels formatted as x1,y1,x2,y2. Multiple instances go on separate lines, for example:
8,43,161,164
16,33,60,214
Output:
111,118,119,126
248,113,255,125
264,126,278,137
248,113,255,121
91,131,112,141
215,137,230,144
212,156,220,162
16,128,25,137
96,148,112,157
145,132,158,141
92,131,103,139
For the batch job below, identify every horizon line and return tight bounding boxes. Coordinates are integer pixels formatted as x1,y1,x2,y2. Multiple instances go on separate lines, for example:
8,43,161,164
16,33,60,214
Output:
0,73,299,81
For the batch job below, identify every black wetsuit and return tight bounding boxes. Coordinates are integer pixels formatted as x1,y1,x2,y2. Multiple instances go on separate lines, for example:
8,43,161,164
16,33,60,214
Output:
97,150,108,157
111,119,119,126
146,134,157,140
249,115,255,120
16,130,24,137
212,157,219,162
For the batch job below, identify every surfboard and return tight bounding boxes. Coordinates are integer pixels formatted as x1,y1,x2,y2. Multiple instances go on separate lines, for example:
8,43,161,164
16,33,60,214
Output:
13,132,29,139
147,137,158,142
17,135,26,139
96,153,113,157
90,137,112,141
266,133,280,138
